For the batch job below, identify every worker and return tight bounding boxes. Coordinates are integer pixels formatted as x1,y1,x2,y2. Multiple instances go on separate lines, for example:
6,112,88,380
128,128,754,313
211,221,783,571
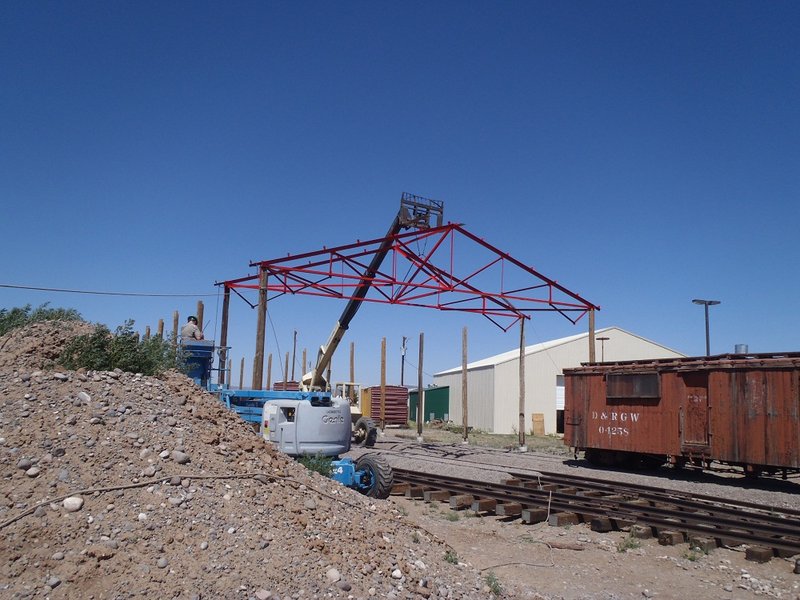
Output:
180,316,204,340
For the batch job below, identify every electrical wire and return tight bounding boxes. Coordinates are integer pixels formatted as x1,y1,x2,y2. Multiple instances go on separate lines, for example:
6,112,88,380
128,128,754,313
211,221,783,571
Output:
0,283,217,297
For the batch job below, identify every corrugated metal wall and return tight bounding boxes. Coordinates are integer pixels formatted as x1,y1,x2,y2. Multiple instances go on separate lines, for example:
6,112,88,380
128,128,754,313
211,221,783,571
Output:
434,366,494,432
365,385,408,426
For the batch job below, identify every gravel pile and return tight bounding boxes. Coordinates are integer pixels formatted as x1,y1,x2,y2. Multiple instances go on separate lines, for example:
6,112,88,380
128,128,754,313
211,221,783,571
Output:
0,321,491,600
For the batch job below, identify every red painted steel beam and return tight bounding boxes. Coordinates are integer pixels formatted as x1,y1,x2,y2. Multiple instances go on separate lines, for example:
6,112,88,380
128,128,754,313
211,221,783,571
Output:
216,223,599,330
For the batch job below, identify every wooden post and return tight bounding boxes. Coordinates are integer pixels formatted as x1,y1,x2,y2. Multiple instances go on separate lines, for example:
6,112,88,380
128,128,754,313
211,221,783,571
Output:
253,267,268,389
157,319,164,339
172,311,179,346
239,357,245,390
401,336,407,387
196,300,204,333
588,308,596,363
144,326,151,340
380,337,386,429
462,326,468,444
416,332,424,442
519,318,527,452
266,353,272,390
218,286,230,386
349,342,356,403
284,352,289,385
291,330,297,380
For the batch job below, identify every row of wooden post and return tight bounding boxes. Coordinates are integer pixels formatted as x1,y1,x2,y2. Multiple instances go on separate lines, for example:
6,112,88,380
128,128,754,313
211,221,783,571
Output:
159,287,597,449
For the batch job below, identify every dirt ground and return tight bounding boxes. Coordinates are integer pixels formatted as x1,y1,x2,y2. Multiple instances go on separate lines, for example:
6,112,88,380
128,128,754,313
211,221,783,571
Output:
3,320,799,600
371,432,800,600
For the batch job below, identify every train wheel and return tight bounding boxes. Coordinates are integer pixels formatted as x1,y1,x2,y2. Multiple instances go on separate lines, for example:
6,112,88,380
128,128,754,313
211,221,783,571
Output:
353,416,378,447
355,453,393,499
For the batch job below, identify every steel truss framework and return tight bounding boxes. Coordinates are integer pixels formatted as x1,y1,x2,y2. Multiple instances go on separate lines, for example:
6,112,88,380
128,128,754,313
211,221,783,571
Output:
219,223,599,332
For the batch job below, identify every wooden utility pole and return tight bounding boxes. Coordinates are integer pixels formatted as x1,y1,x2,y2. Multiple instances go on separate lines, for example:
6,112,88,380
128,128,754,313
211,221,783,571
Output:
291,330,297,380
253,267,268,389
196,300,204,333
239,357,245,390
157,319,164,339
172,311,179,346
380,338,386,429
416,332,424,442
519,318,527,452
302,349,307,375
588,308,596,363
218,286,230,386
284,352,289,384
266,354,272,390
462,326,469,444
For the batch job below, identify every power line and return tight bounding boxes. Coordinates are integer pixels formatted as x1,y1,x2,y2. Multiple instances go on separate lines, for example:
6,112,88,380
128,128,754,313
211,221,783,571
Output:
0,283,217,298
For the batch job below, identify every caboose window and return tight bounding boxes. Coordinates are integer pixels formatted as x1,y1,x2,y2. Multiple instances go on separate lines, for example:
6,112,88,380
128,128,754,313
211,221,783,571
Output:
606,372,660,399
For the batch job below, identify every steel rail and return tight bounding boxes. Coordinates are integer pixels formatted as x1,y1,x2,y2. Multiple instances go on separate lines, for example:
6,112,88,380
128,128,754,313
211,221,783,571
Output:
392,467,800,557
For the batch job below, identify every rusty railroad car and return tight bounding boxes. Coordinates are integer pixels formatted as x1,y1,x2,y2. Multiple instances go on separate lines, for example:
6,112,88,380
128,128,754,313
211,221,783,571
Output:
563,353,800,476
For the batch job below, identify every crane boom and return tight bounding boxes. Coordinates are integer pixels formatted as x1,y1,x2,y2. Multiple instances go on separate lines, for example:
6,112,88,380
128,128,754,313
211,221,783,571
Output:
303,193,444,390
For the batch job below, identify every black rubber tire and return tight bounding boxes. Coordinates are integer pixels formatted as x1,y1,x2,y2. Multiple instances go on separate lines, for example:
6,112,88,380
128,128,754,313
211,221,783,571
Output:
353,416,378,448
355,453,393,499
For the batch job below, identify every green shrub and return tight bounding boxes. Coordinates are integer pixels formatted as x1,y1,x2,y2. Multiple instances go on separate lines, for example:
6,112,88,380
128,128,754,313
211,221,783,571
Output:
444,549,458,564
617,533,641,552
297,454,333,477
60,320,182,376
485,571,502,596
0,303,81,336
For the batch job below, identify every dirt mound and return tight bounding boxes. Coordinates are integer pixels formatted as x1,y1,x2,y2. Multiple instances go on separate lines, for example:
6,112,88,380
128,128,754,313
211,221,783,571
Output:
0,323,488,599
0,320,94,371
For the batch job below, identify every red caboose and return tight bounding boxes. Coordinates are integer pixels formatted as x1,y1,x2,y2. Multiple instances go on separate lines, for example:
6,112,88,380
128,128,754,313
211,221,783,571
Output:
563,353,800,476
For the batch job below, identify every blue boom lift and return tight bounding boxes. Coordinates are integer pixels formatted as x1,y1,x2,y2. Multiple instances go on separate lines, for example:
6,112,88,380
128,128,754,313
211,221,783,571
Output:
184,195,444,498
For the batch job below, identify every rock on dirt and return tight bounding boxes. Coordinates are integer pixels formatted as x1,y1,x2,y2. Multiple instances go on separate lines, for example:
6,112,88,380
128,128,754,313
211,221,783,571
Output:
0,321,490,599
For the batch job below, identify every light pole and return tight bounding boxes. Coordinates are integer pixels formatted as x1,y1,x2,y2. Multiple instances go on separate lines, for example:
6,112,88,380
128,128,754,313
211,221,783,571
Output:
692,299,720,356
596,336,610,362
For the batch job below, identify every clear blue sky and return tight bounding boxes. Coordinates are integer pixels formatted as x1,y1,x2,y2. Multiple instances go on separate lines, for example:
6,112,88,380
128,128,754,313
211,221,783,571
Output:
2,2,798,387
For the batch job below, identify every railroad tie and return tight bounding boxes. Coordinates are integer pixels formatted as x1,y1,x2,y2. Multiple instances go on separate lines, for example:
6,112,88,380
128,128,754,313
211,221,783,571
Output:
521,508,548,524
496,502,522,517
471,498,497,513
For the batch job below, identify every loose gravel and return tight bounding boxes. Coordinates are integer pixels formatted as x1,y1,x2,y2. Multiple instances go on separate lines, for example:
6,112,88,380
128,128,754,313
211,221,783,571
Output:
0,321,495,599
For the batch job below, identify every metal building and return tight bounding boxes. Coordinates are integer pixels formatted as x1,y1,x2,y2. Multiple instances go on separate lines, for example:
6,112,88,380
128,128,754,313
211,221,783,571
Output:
432,326,685,435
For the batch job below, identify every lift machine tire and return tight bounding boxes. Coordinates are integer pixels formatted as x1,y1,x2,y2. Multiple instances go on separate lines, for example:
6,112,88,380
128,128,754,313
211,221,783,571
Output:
353,416,378,448
354,453,393,499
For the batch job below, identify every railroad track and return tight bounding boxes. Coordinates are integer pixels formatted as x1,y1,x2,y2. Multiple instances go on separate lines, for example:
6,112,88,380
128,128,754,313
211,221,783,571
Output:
391,466,800,562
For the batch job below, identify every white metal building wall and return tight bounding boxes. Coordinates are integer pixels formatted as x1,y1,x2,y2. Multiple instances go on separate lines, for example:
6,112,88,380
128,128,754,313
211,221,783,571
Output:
434,366,494,432
433,327,685,436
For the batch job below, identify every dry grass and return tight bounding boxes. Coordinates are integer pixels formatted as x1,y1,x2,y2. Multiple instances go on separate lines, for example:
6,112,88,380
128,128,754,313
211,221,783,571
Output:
392,424,571,455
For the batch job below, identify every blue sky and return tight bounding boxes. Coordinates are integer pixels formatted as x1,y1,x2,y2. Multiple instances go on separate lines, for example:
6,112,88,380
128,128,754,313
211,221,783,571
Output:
2,2,798,387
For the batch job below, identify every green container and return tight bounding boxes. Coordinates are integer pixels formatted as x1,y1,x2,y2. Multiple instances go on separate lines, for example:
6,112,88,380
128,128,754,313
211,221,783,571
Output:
409,386,450,422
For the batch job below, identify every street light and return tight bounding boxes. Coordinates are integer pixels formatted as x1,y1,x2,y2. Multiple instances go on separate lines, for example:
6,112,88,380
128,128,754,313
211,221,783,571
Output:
692,299,721,356
596,336,610,362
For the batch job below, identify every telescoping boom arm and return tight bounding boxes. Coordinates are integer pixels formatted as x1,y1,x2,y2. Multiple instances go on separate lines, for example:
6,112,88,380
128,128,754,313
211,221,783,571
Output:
302,193,444,390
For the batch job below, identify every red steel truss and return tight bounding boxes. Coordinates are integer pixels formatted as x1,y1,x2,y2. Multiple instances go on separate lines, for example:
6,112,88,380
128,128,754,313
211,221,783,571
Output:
220,223,598,332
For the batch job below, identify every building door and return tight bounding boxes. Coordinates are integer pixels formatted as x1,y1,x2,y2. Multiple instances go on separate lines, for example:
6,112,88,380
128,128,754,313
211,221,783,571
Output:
680,372,710,447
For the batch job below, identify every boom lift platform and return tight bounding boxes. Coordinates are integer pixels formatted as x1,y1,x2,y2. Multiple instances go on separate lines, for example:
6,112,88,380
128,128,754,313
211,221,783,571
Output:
187,195,444,498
